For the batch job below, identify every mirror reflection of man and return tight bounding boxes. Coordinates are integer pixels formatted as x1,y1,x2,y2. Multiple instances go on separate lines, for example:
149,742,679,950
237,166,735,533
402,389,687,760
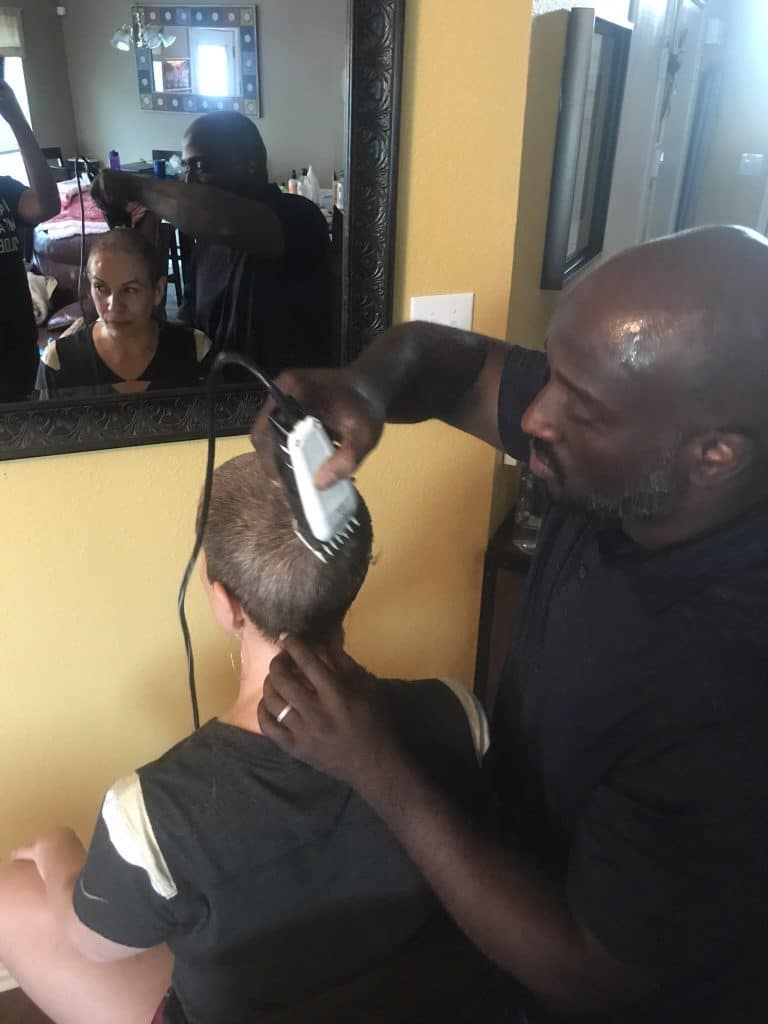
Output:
93,112,332,374
0,81,60,402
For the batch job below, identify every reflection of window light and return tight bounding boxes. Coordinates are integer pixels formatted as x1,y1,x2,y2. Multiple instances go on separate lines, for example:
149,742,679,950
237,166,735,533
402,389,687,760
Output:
0,57,32,183
153,60,164,92
197,44,229,96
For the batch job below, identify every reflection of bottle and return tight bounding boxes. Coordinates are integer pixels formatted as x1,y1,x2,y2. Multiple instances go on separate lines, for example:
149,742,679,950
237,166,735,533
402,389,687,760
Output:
336,170,344,212
305,165,320,205
512,465,544,554
108,149,121,171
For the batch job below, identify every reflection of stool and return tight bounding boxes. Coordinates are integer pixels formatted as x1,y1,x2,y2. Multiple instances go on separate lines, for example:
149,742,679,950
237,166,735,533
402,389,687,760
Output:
157,222,183,306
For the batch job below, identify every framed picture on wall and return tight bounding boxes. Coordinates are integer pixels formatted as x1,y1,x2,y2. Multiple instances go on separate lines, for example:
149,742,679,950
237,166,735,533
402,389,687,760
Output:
162,58,192,93
541,10,632,290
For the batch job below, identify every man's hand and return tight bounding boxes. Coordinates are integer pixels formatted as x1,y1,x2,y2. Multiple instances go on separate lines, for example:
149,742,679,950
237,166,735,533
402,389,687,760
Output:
251,368,386,488
91,170,141,225
0,81,25,126
258,636,403,795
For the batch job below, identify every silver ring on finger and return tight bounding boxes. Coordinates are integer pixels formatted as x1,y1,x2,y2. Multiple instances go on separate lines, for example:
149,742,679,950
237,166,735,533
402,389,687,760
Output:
276,703,293,725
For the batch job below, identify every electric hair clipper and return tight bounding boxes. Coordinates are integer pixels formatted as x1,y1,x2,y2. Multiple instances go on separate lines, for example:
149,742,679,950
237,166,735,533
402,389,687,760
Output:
269,402,360,556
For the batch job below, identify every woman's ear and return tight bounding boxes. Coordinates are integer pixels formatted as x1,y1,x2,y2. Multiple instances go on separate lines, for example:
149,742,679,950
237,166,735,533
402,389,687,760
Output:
154,276,167,310
210,581,247,638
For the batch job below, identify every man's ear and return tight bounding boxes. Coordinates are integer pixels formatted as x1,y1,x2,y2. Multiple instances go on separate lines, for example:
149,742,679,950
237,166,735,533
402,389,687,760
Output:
688,432,755,486
210,580,247,637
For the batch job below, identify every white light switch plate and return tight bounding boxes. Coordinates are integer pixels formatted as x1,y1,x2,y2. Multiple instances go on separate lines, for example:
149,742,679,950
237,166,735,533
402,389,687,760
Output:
410,293,475,330
739,153,764,177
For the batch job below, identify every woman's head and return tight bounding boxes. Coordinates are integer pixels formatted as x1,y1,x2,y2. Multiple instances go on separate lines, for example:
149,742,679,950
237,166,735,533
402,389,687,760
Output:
201,451,373,645
86,229,165,332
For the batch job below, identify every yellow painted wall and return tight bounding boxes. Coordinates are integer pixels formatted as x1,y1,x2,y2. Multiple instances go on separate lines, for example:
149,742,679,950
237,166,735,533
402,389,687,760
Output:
0,0,533,852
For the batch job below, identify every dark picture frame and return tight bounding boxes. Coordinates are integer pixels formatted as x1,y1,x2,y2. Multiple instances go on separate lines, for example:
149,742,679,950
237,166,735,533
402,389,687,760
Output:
541,9,631,290
0,0,404,461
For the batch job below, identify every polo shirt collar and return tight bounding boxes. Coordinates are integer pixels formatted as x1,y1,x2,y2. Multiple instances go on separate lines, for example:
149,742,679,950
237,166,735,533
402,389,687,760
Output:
594,505,768,612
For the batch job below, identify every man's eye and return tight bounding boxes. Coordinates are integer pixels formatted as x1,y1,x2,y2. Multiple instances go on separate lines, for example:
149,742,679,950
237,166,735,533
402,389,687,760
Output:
569,407,594,426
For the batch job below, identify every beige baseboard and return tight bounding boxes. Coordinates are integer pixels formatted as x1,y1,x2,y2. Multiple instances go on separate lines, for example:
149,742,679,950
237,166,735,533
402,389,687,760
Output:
0,962,19,993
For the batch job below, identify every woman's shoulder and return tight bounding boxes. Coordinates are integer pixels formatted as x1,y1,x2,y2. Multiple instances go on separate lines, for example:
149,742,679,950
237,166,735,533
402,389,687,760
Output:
157,320,212,364
40,322,94,371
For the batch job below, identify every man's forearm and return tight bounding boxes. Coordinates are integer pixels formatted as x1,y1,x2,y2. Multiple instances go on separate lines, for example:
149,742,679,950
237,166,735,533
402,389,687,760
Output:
350,321,492,426
358,751,647,1015
131,176,282,256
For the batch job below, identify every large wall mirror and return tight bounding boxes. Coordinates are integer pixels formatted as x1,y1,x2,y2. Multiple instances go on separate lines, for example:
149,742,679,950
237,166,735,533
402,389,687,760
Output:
0,0,404,460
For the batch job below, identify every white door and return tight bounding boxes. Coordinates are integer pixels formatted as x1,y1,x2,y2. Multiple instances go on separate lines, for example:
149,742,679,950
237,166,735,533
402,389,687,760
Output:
642,0,708,240
602,0,709,257
190,28,238,97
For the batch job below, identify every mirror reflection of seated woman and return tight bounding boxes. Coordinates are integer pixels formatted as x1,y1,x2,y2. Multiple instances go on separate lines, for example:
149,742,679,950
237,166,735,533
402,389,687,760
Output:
36,229,212,399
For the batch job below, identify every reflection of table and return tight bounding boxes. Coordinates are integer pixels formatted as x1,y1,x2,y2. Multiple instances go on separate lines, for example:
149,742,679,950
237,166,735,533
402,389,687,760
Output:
474,506,531,725
120,161,155,175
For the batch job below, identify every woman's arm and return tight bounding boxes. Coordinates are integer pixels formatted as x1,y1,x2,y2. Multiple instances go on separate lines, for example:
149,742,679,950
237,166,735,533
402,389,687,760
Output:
12,828,149,963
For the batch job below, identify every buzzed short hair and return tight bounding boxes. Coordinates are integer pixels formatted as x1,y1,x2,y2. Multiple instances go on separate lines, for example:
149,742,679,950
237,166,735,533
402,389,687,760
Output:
87,229,165,284
203,451,373,643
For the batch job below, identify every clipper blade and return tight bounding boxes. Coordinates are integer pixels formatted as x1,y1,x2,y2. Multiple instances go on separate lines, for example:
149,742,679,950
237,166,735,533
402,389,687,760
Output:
292,513,361,563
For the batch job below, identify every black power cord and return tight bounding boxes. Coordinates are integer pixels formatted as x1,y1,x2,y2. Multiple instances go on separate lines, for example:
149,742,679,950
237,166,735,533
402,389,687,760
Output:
74,155,93,324
177,352,305,729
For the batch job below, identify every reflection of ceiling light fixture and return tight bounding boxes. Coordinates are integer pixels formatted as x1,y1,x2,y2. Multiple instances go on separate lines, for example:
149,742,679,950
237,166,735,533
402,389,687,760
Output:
110,10,176,52
110,25,132,51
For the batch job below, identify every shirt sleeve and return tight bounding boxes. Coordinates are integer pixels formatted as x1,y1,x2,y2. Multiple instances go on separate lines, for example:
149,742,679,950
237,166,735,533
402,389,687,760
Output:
567,718,768,986
72,772,184,949
0,176,28,219
497,345,548,461
276,194,330,272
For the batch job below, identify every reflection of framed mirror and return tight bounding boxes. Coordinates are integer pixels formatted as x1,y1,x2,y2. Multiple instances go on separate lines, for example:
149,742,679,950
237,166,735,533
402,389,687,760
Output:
541,8,631,290
134,5,261,116
0,0,404,461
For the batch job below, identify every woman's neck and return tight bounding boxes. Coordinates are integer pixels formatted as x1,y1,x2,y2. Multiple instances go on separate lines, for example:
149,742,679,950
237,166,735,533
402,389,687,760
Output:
219,634,281,734
92,319,159,381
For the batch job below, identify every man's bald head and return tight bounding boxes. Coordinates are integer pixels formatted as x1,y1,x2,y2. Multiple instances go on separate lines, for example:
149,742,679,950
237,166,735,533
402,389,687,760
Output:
559,226,768,440
524,226,768,533
182,111,268,189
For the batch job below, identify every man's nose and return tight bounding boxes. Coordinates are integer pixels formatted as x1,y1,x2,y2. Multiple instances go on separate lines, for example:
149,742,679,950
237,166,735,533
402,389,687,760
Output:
521,382,562,443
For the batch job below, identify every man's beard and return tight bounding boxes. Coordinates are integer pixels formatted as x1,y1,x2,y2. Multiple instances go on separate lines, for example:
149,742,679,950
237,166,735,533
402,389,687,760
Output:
532,438,683,520
587,441,683,520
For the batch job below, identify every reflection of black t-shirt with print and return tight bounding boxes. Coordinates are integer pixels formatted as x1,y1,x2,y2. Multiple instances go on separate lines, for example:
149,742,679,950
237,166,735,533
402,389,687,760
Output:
0,175,38,401
36,320,212,398
179,184,332,375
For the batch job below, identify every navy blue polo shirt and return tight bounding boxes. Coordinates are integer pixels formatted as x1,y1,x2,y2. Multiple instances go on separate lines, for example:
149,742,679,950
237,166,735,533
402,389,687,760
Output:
493,345,768,1022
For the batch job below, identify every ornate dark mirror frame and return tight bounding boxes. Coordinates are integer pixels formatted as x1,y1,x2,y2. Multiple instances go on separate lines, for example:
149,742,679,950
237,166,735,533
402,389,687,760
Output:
0,0,404,461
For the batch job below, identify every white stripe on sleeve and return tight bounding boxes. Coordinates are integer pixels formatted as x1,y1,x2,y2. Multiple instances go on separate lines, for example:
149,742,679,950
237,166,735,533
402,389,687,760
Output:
101,772,178,900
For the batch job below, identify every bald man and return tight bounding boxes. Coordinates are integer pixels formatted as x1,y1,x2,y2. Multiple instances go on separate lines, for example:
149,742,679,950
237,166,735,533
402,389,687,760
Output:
92,112,332,373
252,226,768,1023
